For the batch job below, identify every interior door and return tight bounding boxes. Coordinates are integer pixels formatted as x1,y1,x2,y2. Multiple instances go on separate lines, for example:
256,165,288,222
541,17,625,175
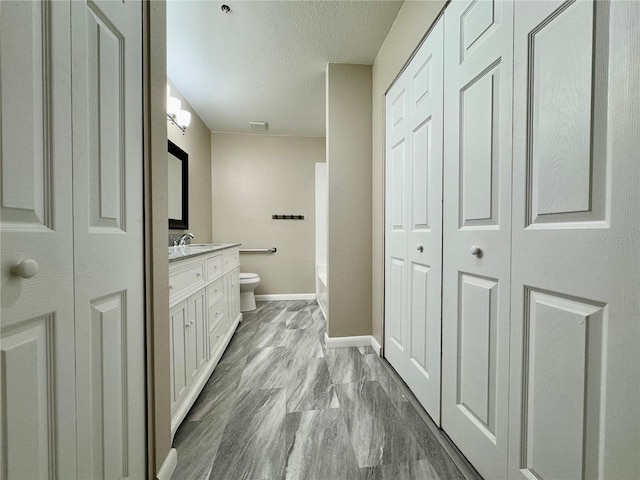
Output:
0,2,77,478
403,17,444,424
384,72,409,376
441,1,513,478
508,1,640,478
71,1,146,478
385,18,444,423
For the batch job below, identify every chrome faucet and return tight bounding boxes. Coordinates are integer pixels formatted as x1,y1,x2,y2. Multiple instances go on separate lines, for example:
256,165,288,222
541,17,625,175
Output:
178,232,194,247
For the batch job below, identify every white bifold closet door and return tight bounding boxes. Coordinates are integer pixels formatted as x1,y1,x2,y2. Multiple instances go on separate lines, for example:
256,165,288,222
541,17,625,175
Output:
0,2,77,477
508,1,640,478
71,0,146,478
441,1,513,479
0,1,145,478
385,17,444,423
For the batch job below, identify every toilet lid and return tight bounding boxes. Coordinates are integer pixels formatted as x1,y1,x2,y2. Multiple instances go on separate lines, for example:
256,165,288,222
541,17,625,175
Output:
240,273,259,280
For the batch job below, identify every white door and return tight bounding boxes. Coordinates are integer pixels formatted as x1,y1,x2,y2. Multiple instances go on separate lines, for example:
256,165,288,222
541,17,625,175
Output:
403,18,444,423
0,2,77,478
385,18,444,423
71,0,146,478
508,1,640,478
441,1,513,478
384,70,409,376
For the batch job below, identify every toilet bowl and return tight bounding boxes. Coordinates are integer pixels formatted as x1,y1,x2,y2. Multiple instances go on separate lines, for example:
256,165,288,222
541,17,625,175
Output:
239,273,261,312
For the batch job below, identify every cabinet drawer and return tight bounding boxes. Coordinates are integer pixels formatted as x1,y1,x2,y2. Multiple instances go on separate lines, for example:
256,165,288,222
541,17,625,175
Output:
207,277,224,307
206,254,223,281
208,300,225,334
223,248,240,272
208,319,227,358
169,262,205,303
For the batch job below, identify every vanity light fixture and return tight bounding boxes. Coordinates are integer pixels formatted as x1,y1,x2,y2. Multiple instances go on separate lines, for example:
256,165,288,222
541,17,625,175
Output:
167,83,192,134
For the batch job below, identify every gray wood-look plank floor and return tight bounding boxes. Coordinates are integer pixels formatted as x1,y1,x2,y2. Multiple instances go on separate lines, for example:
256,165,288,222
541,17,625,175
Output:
172,301,476,480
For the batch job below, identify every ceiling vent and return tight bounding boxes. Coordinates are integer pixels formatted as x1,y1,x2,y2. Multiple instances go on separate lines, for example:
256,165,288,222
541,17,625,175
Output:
249,121,268,131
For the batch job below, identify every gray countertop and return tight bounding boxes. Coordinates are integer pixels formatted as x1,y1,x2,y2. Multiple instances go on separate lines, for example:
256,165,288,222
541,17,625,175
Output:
169,243,241,263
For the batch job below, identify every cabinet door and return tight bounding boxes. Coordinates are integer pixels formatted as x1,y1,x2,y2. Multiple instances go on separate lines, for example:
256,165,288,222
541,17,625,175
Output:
509,1,640,478
190,288,207,374
170,300,189,410
442,1,513,478
223,272,231,328
208,300,225,358
232,267,241,323
184,295,198,387
224,270,238,328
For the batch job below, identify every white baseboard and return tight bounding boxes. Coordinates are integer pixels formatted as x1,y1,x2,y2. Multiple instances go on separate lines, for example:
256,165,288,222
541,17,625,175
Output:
324,332,381,356
371,335,382,356
255,293,316,301
156,448,177,480
317,297,327,320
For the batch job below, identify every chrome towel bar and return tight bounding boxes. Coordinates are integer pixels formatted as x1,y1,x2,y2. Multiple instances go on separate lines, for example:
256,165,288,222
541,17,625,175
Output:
239,247,277,253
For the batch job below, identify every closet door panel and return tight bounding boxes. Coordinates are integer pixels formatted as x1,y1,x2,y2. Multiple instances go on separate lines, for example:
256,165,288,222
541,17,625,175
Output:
0,2,77,477
459,65,500,226
509,1,640,478
404,17,444,424
386,257,406,368
457,273,498,438
385,78,409,376
442,1,513,478
71,0,145,477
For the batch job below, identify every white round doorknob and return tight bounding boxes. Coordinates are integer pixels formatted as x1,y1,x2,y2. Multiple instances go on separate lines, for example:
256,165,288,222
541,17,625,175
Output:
416,244,424,252
11,259,39,279
470,245,482,257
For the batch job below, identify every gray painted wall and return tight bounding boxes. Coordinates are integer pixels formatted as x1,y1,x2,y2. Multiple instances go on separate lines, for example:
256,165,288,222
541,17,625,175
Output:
326,63,373,338
211,133,325,295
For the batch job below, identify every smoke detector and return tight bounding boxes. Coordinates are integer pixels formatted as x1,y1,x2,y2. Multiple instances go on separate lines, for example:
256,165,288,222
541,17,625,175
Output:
249,121,268,132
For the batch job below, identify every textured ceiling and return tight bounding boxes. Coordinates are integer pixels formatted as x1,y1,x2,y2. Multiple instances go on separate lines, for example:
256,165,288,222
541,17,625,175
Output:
167,0,403,137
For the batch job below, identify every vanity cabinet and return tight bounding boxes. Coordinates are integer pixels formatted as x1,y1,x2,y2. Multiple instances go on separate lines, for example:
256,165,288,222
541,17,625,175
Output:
169,244,242,437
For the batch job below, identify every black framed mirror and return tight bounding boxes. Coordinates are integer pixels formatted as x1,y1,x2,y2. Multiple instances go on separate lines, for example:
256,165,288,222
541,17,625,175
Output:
168,140,189,229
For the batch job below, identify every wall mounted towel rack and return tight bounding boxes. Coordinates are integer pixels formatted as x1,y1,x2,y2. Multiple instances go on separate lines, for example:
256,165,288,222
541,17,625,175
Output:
272,214,305,220
239,247,277,253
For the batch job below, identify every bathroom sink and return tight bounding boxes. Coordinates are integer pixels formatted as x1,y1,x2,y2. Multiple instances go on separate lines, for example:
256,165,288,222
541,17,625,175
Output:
168,244,226,257
183,245,215,251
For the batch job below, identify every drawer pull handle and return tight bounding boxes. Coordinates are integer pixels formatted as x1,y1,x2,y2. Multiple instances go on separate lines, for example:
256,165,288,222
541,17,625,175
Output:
169,284,174,290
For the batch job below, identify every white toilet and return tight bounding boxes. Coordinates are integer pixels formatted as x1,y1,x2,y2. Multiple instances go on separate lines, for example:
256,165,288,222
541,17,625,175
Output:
239,273,261,312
